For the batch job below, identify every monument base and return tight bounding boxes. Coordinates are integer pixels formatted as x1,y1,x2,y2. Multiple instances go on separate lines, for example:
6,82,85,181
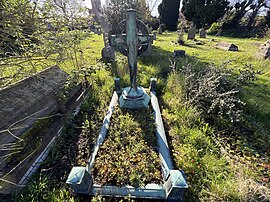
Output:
119,87,150,109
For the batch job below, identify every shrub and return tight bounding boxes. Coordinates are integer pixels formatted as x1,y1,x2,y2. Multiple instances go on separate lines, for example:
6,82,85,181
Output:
208,22,223,35
181,64,245,130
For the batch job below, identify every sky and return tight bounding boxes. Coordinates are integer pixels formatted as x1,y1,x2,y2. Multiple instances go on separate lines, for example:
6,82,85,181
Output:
83,0,162,16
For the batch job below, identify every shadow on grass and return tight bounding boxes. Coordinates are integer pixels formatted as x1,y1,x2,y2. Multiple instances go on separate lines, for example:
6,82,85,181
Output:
139,45,202,80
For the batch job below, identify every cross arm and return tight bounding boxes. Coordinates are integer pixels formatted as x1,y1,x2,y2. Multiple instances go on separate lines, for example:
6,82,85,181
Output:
109,34,154,53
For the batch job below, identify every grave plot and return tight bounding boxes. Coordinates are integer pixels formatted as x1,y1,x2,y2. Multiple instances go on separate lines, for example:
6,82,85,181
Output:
92,107,162,187
67,9,188,201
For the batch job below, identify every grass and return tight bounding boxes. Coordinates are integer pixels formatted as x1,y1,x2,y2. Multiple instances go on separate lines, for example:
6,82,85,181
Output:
0,30,104,89
9,31,270,201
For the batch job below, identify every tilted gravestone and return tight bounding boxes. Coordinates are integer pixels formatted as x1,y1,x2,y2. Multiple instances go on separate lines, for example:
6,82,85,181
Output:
187,27,196,40
216,42,238,51
199,28,206,38
0,66,68,147
258,40,270,59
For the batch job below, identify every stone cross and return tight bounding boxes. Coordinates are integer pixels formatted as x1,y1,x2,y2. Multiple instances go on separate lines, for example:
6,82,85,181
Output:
109,9,153,91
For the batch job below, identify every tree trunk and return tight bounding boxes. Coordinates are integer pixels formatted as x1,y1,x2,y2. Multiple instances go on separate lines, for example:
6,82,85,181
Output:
247,8,259,28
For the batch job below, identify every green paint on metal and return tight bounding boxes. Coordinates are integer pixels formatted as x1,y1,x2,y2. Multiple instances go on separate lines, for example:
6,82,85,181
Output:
119,87,150,109
66,166,92,194
126,9,138,90
108,9,153,109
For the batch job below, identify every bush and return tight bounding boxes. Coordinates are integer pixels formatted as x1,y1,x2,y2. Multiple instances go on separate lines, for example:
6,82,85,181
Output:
208,22,223,35
181,64,245,130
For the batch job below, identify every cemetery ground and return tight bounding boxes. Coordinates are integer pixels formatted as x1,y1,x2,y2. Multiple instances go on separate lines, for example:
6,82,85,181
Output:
1,31,269,201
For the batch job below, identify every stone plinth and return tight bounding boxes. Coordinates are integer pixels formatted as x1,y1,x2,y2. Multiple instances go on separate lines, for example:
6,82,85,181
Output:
119,87,150,109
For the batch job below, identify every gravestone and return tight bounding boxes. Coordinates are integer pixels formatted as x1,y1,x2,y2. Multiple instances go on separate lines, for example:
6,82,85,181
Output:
0,66,68,148
187,27,196,40
216,42,238,51
101,45,115,62
158,25,163,34
91,0,115,61
174,50,186,57
199,28,206,38
153,32,157,40
258,40,270,59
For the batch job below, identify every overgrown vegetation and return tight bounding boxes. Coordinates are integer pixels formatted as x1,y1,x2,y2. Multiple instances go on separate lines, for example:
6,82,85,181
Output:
1,26,269,202
0,0,94,88
93,107,162,188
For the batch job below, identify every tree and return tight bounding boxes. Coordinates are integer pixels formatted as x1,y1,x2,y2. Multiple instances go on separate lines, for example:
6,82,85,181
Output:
0,0,39,55
224,0,254,29
181,0,229,28
103,0,151,33
41,0,89,29
220,0,269,34
247,0,267,28
158,0,180,31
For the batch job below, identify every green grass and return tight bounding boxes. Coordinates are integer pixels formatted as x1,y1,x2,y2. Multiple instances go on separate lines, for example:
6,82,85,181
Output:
138,32,269,200
12,31,270,201
0,30,104,88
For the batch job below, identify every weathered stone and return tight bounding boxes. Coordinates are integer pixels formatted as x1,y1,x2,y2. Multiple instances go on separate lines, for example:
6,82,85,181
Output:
174,50,186,57
199,28,206,38
101,45,115,62
258,40,270,59
153,32,157,40
187,27,196,40
158,26,163,34
140,44,152,56
0,66,68,146
216,42,238,51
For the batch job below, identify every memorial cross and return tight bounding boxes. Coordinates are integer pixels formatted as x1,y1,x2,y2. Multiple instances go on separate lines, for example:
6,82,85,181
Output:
109,9,153,91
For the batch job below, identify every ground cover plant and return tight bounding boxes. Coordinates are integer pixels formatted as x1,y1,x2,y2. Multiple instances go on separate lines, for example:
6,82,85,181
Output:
5,31,270,201
92,107,162,187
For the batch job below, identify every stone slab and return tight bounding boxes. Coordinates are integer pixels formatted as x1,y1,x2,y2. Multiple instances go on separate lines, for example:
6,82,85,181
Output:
216,42,238,51
0,65,68,145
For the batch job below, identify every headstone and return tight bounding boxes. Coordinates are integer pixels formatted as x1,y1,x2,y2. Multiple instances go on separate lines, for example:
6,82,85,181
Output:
158,25,163,34
174,50,186,57
258,40,270,59
0,66,68,147
216,42,238,51
153,32,157,40
187,27,196,40
101,45,115,62
199,28,206,38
